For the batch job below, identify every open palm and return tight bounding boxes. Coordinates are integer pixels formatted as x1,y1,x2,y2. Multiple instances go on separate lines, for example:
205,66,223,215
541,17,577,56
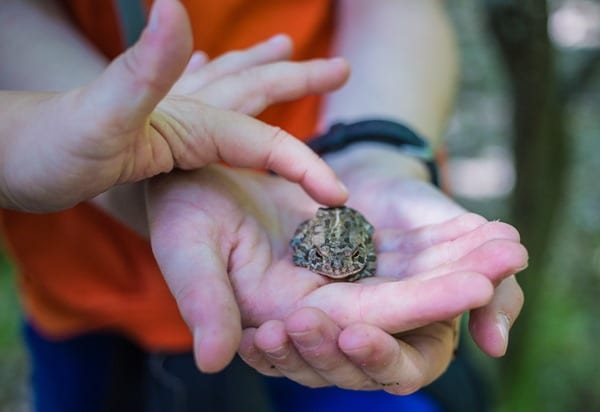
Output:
324,146,527,357
146,164,526,392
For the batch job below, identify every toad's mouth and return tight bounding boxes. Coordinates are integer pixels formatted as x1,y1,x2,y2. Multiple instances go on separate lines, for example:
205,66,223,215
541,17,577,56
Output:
314,265,364,279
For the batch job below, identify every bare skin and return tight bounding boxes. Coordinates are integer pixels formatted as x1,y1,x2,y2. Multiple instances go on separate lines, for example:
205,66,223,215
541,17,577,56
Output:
147,165,527,392
0,0,527,394
0,0,349,212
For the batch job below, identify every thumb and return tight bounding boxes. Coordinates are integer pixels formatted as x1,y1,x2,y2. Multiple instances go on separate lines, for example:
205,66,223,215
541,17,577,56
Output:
82,0,192,127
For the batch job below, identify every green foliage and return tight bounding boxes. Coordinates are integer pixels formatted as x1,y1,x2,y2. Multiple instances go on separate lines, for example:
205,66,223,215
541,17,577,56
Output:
0,252,20,350
0,249,28,410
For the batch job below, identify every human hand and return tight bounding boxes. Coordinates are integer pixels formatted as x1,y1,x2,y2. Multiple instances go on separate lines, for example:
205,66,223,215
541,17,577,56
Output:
241,307,460,395
237,211,525,394
323,144,527,357
0,0,349,212
146,165,525,388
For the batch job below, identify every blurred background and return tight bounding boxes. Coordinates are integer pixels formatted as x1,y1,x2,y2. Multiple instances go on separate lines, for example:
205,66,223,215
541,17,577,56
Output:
1,0,599,410
447,0,600,411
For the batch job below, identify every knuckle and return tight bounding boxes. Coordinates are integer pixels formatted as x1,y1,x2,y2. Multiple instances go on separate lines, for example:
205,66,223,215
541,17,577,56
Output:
120,46,166,94
377,367,427,395
263,126,292,170
445,238,459,264
121,47,141,80
382,380,423,396
267,125,289,146
308,356,347,373
173,286,203,327
339,375,378,391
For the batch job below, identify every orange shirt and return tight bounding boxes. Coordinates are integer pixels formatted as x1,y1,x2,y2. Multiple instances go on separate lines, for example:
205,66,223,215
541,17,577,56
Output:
0,0,335,351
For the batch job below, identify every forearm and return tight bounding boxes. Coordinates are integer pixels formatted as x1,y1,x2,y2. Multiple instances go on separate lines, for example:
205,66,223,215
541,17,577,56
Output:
0,0,142,226
322,0,459,145
0,0,107,90
0,90,147,223
0,91,54,209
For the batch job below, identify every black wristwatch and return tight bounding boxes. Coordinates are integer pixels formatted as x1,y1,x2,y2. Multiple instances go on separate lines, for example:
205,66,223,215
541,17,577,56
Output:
308,120,440,187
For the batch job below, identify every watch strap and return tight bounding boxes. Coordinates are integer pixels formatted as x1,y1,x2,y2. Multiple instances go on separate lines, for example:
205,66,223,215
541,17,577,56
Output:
308,120,440,186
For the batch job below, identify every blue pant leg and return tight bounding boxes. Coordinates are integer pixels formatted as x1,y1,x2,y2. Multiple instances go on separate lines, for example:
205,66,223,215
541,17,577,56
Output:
23,323,143,412
265,377,442,412
24,323,273,412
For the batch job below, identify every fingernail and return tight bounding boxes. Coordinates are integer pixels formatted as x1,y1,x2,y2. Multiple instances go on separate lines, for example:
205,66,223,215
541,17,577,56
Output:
148,4,160,33
267,33,290,47
496,313,510,355
289,330,323,350
185,52,208,72
264,345,289,360
341,342,372,362
329,57,348,68
189,51,207,66
338,181,349,197
241,346,263,363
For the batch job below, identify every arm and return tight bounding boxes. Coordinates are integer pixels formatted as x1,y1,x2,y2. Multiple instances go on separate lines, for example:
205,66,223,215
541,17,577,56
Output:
0,0,106,90
241,0,521,387
322,0,458,144
0,0,350,213
318,0,523,357
320,0,458,187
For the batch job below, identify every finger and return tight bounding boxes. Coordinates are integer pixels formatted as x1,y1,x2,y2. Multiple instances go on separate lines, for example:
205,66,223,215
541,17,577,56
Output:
239,328,284,378
176,34,294,94
411,239,529,285
398,220,521,275
339,321,456,395
286,308,377,390
376,213,488,254
158,103,349,206
195,58,351,116
253,320,329,387
396,319,460,389
147,181,241,373
159,241,241,373
378,237,528,284
305,272,494,333
469,276,524,357
83,0,192,128
182,51,209,74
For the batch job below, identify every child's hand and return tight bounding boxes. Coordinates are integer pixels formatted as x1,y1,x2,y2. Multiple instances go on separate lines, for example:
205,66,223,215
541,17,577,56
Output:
0,0,349,212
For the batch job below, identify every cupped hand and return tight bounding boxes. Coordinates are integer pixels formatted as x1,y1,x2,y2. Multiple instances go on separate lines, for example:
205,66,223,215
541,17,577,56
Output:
0,0,348,212
146,165,525,385
238,212,525,394
240,307,460,395
324,144,528,357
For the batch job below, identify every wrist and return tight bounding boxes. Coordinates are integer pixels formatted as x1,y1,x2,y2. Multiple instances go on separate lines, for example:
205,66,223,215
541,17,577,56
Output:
308,119,439,186
324,143,430,185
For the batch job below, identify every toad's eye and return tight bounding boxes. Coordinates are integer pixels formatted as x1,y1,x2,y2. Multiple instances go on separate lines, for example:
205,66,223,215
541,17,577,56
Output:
314,248,323,258
351,248,361,258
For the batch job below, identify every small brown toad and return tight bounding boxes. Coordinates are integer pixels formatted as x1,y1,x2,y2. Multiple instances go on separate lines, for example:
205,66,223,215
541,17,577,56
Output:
290,206,376,281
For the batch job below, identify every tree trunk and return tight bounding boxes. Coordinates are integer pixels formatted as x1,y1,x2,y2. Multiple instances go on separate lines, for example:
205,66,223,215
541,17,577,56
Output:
483,0,569,408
